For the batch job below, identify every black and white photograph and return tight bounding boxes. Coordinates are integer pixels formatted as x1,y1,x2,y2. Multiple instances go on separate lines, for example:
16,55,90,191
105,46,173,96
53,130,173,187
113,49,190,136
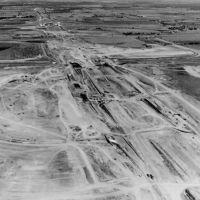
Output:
0,0,200,199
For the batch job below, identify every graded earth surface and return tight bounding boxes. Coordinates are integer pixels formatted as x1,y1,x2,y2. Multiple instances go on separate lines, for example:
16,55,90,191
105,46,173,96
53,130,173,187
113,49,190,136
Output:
0,1,200,200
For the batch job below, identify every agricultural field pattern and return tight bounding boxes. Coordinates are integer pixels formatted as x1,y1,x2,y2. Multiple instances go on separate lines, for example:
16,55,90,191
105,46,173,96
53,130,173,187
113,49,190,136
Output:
0,1,200,200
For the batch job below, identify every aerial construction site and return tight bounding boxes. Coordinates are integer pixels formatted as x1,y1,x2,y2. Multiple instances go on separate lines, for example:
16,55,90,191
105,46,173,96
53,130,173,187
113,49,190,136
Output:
0,0,200,200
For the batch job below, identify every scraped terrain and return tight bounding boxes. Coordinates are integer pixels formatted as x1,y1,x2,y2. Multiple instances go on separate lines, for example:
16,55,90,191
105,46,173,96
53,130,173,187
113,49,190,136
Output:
0,1,200,200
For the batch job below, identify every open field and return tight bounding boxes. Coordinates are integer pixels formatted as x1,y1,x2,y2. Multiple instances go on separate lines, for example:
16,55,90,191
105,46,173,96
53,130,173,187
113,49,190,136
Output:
1,1,200,200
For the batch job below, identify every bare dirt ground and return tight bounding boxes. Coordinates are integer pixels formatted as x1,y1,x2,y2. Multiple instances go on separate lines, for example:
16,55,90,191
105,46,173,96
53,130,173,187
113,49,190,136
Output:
0,1,200,200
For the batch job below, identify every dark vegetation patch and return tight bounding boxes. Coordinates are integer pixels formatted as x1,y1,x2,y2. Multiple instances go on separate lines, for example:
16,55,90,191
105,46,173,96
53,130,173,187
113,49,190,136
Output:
0,42,43,60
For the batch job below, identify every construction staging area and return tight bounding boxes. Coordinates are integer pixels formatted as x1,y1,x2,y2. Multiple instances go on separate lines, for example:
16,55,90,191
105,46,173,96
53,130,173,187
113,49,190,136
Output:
0,1,200,200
